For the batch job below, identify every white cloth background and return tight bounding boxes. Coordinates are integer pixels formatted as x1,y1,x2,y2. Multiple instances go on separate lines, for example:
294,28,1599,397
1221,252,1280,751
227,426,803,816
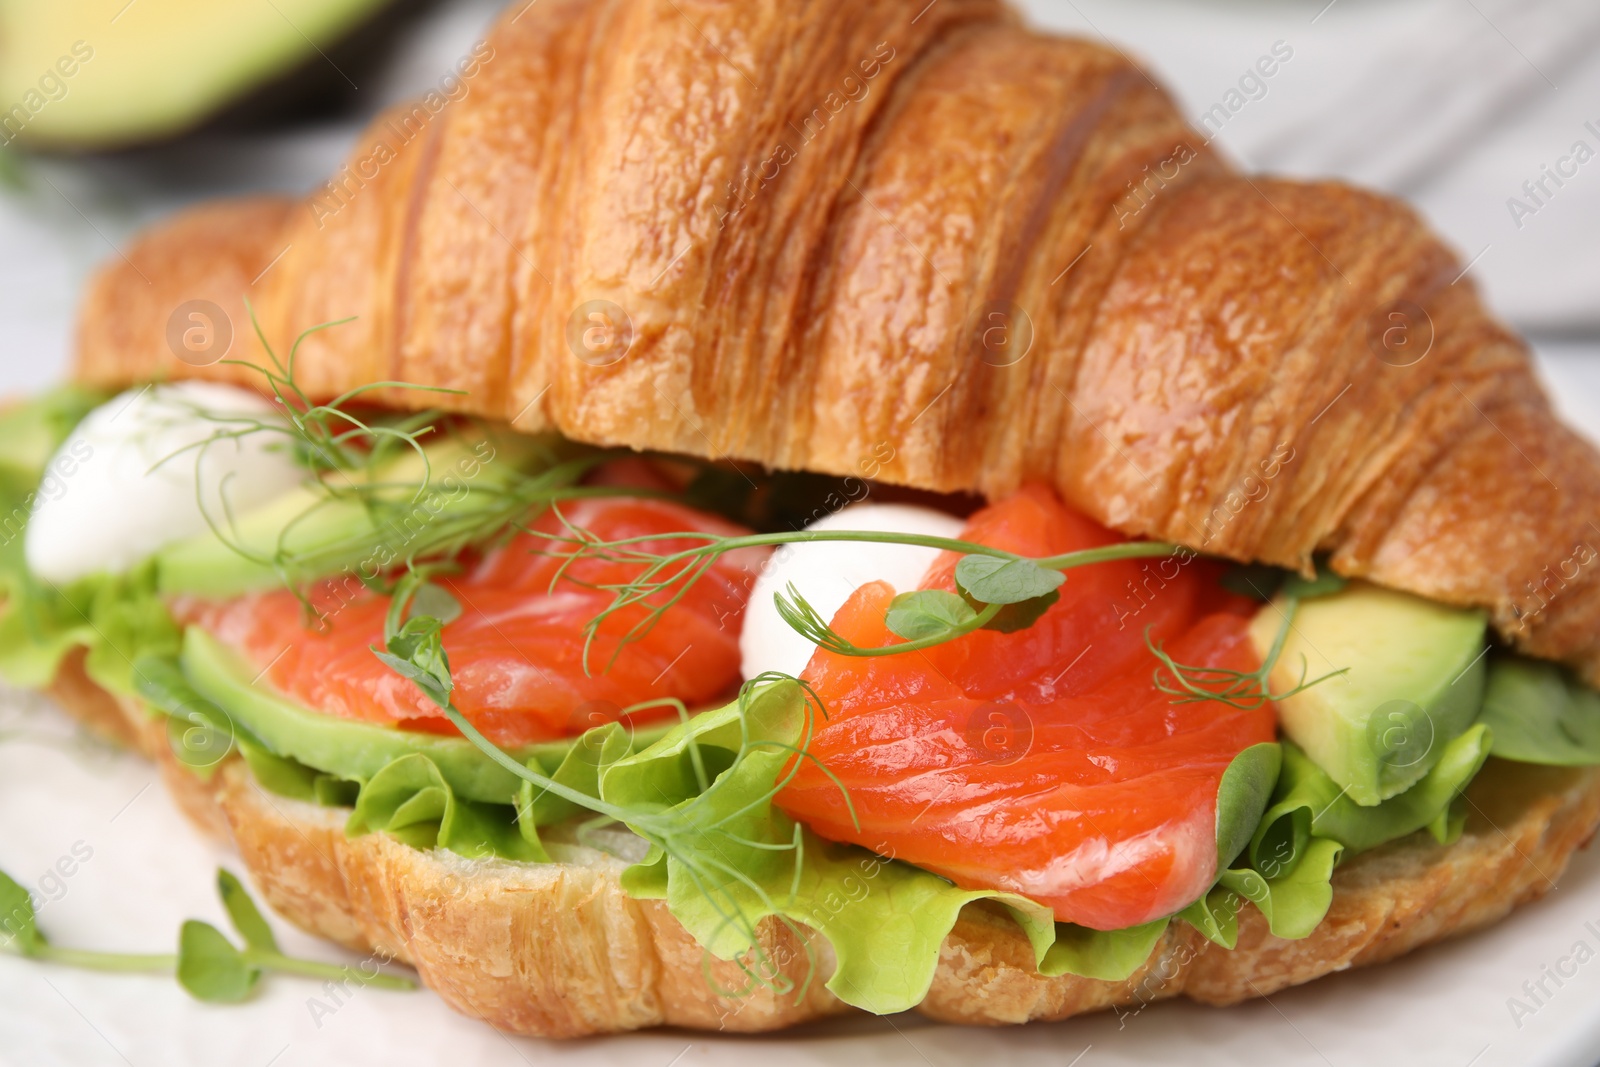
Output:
1027,0,1600,335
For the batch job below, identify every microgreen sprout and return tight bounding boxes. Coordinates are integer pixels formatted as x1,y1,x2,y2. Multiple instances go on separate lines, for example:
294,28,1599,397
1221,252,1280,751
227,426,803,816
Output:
0,866,412,1001
524,515,1184,675
369,576,852,996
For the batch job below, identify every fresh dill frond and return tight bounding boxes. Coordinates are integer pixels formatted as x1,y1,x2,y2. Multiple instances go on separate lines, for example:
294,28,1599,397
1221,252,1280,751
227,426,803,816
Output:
1145,596,1349,710
149,309,646,615
521,519,1182,675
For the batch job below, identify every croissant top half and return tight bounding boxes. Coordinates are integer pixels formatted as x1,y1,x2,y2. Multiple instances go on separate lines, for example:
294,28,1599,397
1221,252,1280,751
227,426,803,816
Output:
75,0,1600,686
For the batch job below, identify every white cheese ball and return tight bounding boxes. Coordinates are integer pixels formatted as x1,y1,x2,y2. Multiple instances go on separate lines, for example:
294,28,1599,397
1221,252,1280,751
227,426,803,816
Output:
25,381,303,584
739,502,966,680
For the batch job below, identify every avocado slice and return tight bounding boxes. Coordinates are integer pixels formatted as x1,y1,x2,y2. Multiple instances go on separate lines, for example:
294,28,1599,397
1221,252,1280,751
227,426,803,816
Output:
175,627,677,804
0,385,104,490
0,0,395,149
1248,581,1488,806
1477,654,1600,765
154,430,574,598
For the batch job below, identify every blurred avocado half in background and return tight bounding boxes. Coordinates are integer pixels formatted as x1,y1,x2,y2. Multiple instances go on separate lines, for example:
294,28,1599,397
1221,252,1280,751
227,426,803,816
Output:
0,0,405,150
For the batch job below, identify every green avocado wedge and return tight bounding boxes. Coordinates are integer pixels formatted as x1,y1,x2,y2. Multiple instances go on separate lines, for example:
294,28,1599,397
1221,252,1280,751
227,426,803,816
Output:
0,0,395,150
1478,654,1600,765
154,430,578,598
1249,582,1488,806
162,628,676,804
0,385,104,491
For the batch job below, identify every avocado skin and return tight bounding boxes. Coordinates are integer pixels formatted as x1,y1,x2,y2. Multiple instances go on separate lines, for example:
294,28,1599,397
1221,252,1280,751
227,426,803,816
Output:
1250,582,1488,807
174,0,444,140
178,627,675,804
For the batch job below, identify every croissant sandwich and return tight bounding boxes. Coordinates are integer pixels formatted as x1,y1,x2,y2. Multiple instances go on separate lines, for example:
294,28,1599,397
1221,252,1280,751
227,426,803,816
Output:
5,0,1600,1039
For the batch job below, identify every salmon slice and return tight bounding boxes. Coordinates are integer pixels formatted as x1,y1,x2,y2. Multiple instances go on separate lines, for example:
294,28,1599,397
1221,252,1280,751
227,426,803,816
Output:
778,486,1275,929
180,496,764,745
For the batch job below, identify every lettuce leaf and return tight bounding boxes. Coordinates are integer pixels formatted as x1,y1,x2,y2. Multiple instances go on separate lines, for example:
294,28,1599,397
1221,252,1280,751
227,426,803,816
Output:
1214,838,1343,942
1213,742,1281,868
1478,654,1600,765
1174,726,1491,952
1177,740,1342,947
0,562,180,697
597,682,1177,1013
347,752,543,862
518,722,634,826
1182,728,1492,952
0,387,175,698
1175,835,1343,949
1259,727,1491,855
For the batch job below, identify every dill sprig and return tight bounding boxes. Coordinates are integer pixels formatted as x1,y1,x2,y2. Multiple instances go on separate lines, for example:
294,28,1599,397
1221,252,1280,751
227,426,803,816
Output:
524,513,1184,675
153,308,462,481
1146,596,1349,710
152,307,639,607
429,656,849,994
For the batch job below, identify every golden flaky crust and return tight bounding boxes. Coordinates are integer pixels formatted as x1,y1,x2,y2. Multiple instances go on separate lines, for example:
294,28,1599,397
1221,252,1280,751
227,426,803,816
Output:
48,656,1600,1036
71,0,1600,687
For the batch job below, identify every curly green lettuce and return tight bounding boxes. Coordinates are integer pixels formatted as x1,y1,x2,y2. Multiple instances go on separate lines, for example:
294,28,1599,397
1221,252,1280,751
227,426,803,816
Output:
0,387,180,697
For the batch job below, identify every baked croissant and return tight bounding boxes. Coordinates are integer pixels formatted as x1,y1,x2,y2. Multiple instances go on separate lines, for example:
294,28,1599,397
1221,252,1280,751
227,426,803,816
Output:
43,0,1600,1039
76,0,1600,688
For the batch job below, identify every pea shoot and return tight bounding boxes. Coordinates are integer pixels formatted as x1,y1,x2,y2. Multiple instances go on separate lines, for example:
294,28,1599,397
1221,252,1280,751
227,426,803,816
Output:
0,867,413,1001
